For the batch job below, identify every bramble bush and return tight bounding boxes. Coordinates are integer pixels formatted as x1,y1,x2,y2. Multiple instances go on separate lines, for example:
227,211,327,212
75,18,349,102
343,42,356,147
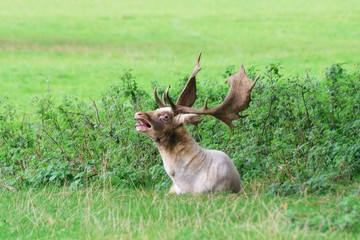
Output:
0,64,359,194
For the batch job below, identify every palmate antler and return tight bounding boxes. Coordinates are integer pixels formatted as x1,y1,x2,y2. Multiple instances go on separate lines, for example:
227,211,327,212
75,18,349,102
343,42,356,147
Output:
154,53,258,129
154,53,202,108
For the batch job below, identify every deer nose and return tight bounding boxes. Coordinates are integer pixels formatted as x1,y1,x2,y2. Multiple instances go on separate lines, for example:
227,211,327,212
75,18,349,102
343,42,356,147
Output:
134,112,143,119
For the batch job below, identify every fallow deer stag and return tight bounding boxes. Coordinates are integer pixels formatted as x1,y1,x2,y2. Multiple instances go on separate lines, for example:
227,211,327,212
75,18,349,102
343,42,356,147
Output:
134,53,258,194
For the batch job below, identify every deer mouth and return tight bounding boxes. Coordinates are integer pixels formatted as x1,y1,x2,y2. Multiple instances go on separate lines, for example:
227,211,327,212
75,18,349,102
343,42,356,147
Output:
135,118,152,131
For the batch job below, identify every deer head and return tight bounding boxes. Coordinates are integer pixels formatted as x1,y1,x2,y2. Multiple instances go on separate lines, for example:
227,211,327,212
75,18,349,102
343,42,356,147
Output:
135,53,258,142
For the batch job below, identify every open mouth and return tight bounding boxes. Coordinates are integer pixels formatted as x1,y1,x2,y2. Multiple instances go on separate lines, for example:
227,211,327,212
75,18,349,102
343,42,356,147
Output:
135,118,152,131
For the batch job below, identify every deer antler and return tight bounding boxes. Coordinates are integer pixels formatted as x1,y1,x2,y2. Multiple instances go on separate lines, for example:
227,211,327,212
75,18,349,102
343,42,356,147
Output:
154,87,166,107
154,53,202,108
165,65,258,129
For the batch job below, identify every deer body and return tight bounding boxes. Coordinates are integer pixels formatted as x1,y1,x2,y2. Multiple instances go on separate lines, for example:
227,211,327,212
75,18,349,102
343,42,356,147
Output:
135,53,257,194
156,124,241,194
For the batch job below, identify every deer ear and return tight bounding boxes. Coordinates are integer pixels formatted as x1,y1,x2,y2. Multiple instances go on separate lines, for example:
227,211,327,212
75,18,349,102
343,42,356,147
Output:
174,114,203,126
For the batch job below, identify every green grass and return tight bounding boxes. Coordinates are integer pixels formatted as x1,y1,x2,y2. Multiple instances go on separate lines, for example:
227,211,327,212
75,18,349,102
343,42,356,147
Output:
1,0,359,108
1,183,358,239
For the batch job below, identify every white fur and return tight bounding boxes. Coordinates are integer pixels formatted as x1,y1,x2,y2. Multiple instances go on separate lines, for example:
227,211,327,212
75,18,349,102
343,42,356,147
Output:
157,128,241,194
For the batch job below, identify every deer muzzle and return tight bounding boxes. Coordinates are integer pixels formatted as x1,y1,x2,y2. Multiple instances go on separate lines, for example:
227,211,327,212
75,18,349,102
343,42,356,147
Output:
134,112,152,131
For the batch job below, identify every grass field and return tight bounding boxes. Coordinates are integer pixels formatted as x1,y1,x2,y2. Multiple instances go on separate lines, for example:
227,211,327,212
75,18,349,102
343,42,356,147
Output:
1,0,359,108
1,183,358,239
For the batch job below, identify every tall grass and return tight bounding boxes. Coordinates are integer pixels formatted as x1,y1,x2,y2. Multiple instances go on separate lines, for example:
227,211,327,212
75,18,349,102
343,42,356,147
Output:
0,182,358,239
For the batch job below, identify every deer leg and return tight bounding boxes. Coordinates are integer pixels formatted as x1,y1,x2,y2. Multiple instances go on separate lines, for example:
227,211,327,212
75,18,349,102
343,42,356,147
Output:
169,184,176,194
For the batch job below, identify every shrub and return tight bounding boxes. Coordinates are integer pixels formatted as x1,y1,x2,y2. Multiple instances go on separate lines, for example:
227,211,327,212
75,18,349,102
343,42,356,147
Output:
195,63,359,195
0,64,359,194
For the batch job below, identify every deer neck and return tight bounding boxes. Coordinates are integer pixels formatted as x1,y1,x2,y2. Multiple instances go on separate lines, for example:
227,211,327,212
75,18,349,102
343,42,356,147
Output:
156,126,203,163
156,126,196,149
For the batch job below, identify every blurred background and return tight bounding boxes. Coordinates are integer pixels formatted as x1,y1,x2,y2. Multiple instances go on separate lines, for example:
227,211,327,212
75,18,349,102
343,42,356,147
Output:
1,0,359,108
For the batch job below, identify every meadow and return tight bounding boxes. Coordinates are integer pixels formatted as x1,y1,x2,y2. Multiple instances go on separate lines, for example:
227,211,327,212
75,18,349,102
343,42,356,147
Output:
1,0,359,107
0,0,359,239
0,183,358,239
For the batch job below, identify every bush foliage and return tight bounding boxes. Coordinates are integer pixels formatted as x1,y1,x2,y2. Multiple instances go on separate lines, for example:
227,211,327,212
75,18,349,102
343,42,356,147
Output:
0,64,359,194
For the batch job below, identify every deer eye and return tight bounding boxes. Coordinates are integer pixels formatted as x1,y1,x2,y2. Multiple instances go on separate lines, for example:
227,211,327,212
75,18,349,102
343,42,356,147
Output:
160,114,169,122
